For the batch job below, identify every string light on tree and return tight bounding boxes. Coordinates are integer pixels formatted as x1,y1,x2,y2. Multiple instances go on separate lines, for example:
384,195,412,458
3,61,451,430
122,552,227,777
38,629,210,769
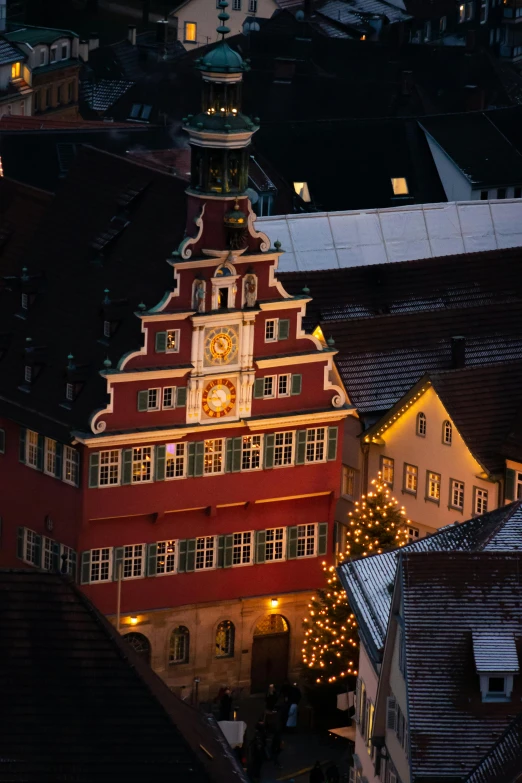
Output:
302,473,409,685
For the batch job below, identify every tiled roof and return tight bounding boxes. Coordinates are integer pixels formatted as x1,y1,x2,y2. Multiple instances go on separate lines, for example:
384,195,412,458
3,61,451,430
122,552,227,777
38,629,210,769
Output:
0,37,23,65
260,200,522,273
5,25,77,45
81,79,135,112
338,502,522,656
401,551,522,779
472,633,519,673
0,570,246,783
428,362,522,473
0,146,188,440
0,178,53,276
465,712,522,783
0,115,133,130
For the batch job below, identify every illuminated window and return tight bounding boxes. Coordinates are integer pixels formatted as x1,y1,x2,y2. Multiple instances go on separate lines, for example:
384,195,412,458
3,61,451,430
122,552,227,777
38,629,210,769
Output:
204,439,223,474
241,435,262,470
165,443,185,478
26,430,39,468
99,450,120,486
132,446,153,483
474,487,488,515
274,431,294,466
391,177,409,195
427,471,441,502
123,544,144,579
296,524,316,557
265,527,285,561
63,446,79,485
216,621,235,657
184,22,197,42
233,531,252,564
90,548,112,582
306,428,326,463
169,626,189,663
416,412,426,437
166,328,180,353
381,456,394,486
404,464,418,494
157,540,176,574
195,536,215,569
44,438,57,476
11,62,21,79
293,181,311,202
450,479,464,510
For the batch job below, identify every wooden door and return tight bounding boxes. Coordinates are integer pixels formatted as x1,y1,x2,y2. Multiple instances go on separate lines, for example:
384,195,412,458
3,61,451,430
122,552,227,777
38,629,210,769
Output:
250,632,290,694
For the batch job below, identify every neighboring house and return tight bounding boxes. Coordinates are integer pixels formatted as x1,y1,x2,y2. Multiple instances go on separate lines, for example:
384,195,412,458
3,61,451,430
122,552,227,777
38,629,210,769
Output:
373,550,522,782
0,569,247,783
420,107,522,201
4,24,81,119
362,361,522,537
338,501,522,783
0,36,31,117
171,0,278,49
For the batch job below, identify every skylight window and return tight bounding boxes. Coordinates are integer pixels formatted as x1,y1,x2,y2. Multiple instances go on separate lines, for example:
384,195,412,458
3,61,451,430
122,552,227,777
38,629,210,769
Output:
293,182,311,202
391,177,409,196
129,104,152,121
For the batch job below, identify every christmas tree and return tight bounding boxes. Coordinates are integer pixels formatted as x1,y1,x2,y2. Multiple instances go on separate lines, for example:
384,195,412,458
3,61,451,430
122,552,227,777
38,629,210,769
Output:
302,474,410,685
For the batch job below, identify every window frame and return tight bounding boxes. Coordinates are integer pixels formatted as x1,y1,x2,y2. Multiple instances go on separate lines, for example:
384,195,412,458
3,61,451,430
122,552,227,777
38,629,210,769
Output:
50,45,57,63
147,388,160,411
184,21,197,43
195,535,216,570
26,429,39,469
426,470,441,503
381,456,394,487
169,626,190,664
449,478,464,512
65,382,74,402
165,442,186,480
403,463,418,495
22,528,40,566
99,449,121,487
90,547,112,583
215,620,235,658
44,437,57,477
273,431,295,468
166,328,180,353
203,438,224,476
305,427,327,464
241,435,262,472
162,386,176,410
442,420,452,445
296,523,317,558
265,318,278,343
63,445,79,486
232,530,253,566
122,543,145,580
342,465,356,498
473,486,489,515
156,540,177,575
278,373,291,398
408,526,420,541
263,375,276,399
416,412,427,437
42,536,55,571
131,446,154,484
265,526,286,562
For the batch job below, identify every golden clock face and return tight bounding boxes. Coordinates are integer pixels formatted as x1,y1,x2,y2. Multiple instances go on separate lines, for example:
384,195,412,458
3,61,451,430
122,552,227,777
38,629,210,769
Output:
202,378,236,418
204,326,239,366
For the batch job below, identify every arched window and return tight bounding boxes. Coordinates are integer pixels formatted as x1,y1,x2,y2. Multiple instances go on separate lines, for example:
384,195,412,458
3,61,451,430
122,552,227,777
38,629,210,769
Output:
215,620,235,658
123,632,151,664
416,412,426,437
442,420,452,445
169,626,189,664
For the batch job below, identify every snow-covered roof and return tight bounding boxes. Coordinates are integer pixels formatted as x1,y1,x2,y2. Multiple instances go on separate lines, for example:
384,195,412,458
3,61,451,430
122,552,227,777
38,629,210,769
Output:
473,633,520,673
339,502,522,656
258,199,522,272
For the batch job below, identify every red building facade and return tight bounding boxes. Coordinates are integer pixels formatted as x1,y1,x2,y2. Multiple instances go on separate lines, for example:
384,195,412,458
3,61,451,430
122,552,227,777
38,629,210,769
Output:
0,12,351,696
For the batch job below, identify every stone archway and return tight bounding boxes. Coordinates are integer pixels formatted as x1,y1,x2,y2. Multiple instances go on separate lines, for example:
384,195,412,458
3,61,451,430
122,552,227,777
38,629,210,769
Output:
250,614,290,694
123,632,151,665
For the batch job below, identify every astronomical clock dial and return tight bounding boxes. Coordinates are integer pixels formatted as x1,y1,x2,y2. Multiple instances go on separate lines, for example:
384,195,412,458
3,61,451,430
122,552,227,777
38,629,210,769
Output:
202,378,236,418
204,326,239,366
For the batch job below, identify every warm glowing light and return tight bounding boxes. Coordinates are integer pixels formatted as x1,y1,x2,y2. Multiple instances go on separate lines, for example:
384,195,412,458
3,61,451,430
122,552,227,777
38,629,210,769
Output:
130,616,138,625
270,598,279,608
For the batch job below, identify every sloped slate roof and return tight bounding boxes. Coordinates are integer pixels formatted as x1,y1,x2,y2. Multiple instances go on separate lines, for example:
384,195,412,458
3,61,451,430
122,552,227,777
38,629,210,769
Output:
0,570,246,783
472,633,519,673
339,502,522,655
465,712,522,783
81,78,134,112
0,37,23,65
401,551,522,780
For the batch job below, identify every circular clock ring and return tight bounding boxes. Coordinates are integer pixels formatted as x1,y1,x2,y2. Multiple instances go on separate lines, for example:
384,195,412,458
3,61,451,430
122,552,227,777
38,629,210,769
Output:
202,378,236,418
210,332,233,360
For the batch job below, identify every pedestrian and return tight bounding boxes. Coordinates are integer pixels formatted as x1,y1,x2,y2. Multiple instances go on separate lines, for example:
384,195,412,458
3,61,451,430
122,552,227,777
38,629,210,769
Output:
285,701,298,733
219,687,232,721
266,683,278,711
271,728,283,769
310,761,324,783
290,682,302,705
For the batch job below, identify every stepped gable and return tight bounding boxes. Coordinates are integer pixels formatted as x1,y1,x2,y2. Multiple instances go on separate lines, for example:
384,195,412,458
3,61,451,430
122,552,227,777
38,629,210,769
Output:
0,569,246,783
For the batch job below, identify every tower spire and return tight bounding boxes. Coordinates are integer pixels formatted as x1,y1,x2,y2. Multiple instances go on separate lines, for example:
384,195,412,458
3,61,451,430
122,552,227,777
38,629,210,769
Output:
216,0,230,39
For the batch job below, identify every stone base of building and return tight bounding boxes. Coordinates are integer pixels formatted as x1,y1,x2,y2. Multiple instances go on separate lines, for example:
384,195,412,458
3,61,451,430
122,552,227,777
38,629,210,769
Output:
108,590,313,702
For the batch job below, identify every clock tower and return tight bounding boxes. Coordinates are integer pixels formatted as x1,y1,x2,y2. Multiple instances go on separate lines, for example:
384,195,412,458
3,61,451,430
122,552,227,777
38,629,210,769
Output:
60,9,354,698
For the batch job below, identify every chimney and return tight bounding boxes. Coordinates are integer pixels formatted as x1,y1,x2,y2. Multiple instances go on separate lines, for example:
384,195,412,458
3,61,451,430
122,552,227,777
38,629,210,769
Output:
156,19,168,44
451,336,466,369
78,40,89,62
88,32,100,52
128,24,137,45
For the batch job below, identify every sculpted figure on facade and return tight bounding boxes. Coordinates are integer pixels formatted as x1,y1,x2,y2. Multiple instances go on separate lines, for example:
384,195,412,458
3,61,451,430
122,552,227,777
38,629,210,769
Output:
244,274,257,308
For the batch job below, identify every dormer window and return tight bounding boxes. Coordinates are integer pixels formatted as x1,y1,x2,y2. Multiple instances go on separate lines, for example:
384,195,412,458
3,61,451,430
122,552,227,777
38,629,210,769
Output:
391,177,409,196
50,46,57,63
21,293,29,310
24,365,32,384
293,182,311,202
66,382,74,401
473,632,519,703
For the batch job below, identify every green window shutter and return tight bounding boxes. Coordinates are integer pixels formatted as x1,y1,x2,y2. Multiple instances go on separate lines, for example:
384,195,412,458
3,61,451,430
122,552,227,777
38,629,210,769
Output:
263,434,275,469
295,430,307,465
52,541,60,571
0,428,5,454
287,526,298,559
17,527,24,559
194,441,204,477
70,550,77,581
186,538,196,572
232,437,242,473
19,427,26,463
113,546,124,581
327,426,338,461
55,443,63,479
88,452,99,488
176,387,187,407
178,539,187,572
36,435,44,471
187,442,196,477
505,468,516,502
254,378,265,399
155,331,167,353
291,374,302,396
121,449,133,484
137,390,149,412
147,543,158,576
224,534,234,567
34,535,42,567
80,551,91,584
155,445,166,481
317,522,328,556
278,319,290,340
255,530,266,564
217,534,225,567
225,439,234,473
